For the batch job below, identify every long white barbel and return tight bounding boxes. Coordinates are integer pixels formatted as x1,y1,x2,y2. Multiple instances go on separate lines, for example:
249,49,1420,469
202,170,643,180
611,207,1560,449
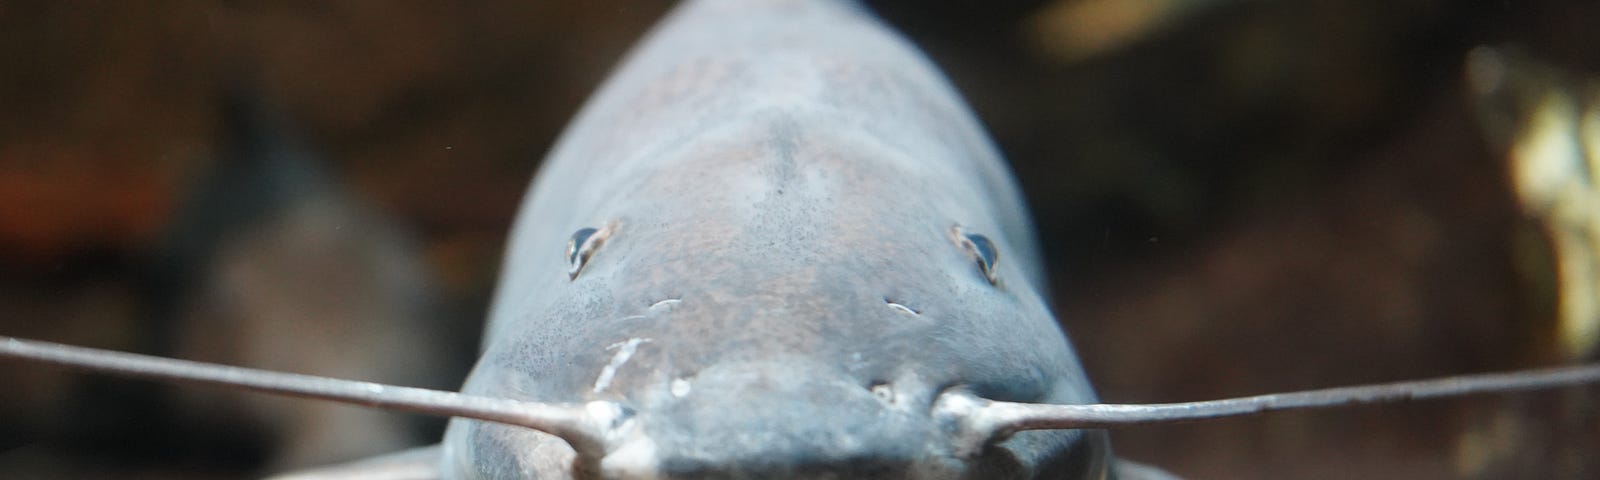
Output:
0,336,627,459
8,334,1599,454
938,361,1600,454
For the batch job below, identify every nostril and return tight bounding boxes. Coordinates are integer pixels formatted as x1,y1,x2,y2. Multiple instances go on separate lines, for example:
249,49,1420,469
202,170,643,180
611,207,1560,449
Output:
869,381,894,405
883,297,920,316
649,298,681,311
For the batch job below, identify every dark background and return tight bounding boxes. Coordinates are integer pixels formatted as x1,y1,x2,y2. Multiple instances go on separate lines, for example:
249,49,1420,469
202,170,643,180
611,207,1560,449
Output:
1,0,1597,478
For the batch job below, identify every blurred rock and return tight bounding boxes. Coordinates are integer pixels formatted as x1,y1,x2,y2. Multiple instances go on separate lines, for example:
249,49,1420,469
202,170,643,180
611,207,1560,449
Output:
1468,45,1600,361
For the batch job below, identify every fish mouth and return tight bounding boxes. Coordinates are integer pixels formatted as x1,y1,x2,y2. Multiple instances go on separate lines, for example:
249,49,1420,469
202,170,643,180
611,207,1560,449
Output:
440,344,1104,479
592,359,981,479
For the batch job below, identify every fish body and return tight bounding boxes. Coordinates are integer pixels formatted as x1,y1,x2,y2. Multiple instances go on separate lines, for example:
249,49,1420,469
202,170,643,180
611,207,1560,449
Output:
444,0,1107,478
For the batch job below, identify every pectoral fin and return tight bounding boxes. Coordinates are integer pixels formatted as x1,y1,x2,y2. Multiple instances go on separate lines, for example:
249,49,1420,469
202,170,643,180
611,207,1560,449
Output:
265,444,441,480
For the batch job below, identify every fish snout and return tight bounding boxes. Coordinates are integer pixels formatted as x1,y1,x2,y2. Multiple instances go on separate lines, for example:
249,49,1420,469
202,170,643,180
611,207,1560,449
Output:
599,360,964,479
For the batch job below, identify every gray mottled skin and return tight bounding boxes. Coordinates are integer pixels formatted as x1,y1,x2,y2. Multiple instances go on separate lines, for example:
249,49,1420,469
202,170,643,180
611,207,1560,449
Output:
444,0,1109,478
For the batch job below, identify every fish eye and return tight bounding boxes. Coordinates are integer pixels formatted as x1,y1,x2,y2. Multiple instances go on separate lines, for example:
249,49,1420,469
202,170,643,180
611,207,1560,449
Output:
951,226,1000,285
566,226,605,279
